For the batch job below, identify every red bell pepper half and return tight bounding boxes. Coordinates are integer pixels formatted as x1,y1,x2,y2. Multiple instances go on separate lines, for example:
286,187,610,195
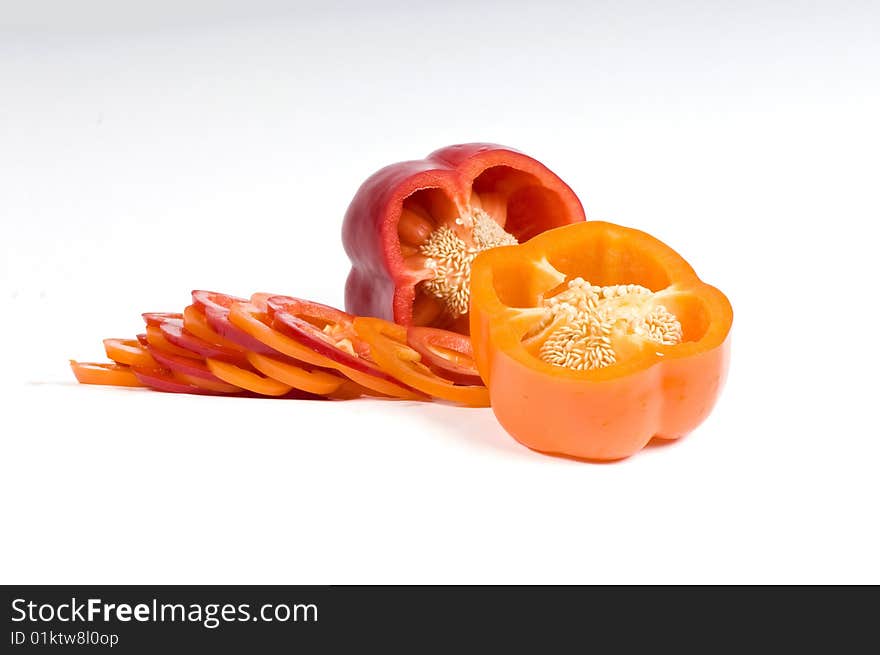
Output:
341,143,586,333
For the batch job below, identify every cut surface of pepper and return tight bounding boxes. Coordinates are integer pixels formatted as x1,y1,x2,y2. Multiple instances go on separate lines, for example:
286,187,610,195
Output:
342,143,586,333
469,221,732,461
524,278,683,371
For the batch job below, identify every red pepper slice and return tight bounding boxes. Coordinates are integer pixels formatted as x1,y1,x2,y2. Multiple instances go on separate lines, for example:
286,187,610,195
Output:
192,290,277,355
142,312,183,327
70,361,143,387
131,366,217,395
405,327,484,386
144,325,202,360
146,346,240,390
172,371,242,394
342,143,586,332
182,304,248,353
268,298,424,396
267,295,371,359
159,320,249,365
191,290,244,314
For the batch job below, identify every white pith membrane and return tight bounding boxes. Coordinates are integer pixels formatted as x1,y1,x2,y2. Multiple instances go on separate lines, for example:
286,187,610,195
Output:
418,208,518,318
522,276,683,371
316,320,360,357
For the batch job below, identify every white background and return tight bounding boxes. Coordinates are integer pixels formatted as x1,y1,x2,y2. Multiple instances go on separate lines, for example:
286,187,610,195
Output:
2,0,878,583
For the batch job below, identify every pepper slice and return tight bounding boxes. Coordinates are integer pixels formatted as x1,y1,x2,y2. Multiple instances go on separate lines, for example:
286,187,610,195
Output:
192,290,277,355
144,324,202,360
342,143,586,333
267,296,372,359
469,221,733,461
228,301,339,368
103,338,158,368
353,317,490,407
182,304,248,353
69,361,143,387
146,346,240,390
160,320,249,365
326,380,381,400
246,352,345,396
172,371,241,394
205,359,292,397
131,366,214,395
142,312,183,327
406,327,483,386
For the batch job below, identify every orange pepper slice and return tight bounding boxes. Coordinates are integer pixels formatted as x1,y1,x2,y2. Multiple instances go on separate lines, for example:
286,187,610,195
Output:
246,352,345,396
227,303,423,400
205,358,292,396
103,338,158,368
70,361,143,387
228,303,337,368
353,317,490,407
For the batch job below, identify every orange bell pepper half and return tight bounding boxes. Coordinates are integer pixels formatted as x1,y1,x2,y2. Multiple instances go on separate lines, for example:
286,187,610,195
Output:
469,221,732,461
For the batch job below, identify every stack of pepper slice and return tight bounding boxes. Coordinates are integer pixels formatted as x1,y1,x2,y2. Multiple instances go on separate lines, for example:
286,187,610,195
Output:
71,291,490,407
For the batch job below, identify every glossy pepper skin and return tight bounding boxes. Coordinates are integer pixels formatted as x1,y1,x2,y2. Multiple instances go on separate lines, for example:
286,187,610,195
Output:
341,143,586,332
469,221,732,461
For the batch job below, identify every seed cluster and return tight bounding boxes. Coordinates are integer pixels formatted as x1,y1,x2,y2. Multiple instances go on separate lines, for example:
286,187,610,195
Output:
633,305,683,346
540,310,617,370
419,209,517,317
536,277,682,371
